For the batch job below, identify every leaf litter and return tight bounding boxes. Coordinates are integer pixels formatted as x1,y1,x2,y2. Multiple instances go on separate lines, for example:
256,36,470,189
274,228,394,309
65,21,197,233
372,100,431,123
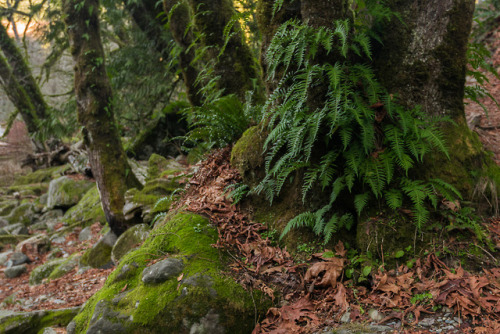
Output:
179,148,500,333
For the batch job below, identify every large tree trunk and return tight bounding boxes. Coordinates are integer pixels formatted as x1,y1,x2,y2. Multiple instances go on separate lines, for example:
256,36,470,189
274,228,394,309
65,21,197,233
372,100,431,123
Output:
63,0,142,236
372,0,487,195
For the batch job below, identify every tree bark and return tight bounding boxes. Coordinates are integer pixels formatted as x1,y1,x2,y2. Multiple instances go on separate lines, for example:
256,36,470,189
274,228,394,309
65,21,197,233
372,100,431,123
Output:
0,22,48,122
164,0,203,106
63,0,142,236
188,0,264,102
372,0,485,195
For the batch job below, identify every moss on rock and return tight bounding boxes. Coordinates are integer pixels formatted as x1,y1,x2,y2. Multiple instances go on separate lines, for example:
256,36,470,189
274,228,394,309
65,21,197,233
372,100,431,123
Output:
0,307,80,334
29,259,65,285
4,202,35,226
13,165,70,186
111,224,150,264
230,125,266,187
70,212,271,333
8,183,49,197
48,254,80,280
63,186,105,226
47,176,95,210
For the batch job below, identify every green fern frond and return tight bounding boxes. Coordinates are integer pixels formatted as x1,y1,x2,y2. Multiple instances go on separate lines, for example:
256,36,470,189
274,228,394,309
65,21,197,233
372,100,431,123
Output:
280,211,316,239
385,189,403,210
354,192,370,216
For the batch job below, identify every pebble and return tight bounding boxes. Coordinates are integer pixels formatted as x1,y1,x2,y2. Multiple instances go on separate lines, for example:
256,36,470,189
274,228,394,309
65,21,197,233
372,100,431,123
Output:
340,311,350,323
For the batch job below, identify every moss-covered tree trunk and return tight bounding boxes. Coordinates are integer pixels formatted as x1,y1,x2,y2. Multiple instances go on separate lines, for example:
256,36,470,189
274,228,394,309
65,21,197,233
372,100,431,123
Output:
163,0,203,106
187,0,264,102
0,23,48,122
0,22,48,151
63,0,142,236
372,0,487,195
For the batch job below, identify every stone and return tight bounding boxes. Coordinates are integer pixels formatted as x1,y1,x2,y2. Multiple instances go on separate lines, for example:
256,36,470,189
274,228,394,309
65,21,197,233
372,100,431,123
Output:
0,307,80,334
15,234,51,254
86,300,128,334
368,309,384,322
49,255,80,280
0,217,8,228
0,250,13,266
7,252,30,266
78,226,92,241
4,264,27,278
419,317,436,327
68,212,272,333
80,231,117,269
111,224,150,264
42,328,57,334
46,176,94,209
3,203,35,226
340,311,351,323
29,259,65,285
0,201,17,216
142,258,184,284
62,186,105,225
10,225,29,235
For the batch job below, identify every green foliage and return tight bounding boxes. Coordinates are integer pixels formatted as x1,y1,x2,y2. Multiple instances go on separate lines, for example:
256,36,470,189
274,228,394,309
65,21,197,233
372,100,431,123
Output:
472,0,500,43
183,93,262,149
254,3,460,243
225,183,250,204
465,42,500,115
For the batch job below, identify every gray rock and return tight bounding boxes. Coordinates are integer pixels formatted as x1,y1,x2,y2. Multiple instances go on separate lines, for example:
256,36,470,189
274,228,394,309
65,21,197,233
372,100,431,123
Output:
419,317,436,327
0,307,80,334
42,327,57,334
113,262,139,282
4,264,27,278
340,311,351,323
368,308,384,322
66,320,76,334
189,309,224,334
47,176,94,209
0,250,13,266
39,194,48,206
3,203,35,226
79,231,117,269
8,252,30,266
370,325,393,332
10,225,29,235
0,217,8,228
78,226,92,241
50,235,66,244
29,259,65,285
111,224,150,264
142,258,184,284
15,234,51,254
86,300,129,334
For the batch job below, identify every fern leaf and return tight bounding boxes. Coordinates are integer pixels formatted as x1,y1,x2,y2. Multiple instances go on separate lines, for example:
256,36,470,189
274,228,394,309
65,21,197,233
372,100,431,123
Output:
354,192,370,216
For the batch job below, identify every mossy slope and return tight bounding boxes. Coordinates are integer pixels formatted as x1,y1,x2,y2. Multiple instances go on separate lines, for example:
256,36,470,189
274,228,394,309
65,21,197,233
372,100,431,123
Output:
70,212,270,333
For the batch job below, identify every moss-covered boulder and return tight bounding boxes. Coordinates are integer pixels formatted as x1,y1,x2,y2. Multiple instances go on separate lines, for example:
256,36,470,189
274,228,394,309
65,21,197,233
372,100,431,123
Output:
79,232,117,269
146,154,183,182
0,201,18,217
8,183,49,197
47,176,94,210
69,212,271,333
13,165,70,186
63,186,105,226
0,307,80,334
230,125,266,187
123,177,184,224
111,224,150,264
3,203,36,226
29,259,66,285
48,254,80,280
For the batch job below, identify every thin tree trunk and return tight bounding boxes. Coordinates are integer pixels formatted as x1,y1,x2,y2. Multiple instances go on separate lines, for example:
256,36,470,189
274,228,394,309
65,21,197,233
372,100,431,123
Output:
188,0,264,102
0,22,48,121
63,0,142,236
164,0,203,106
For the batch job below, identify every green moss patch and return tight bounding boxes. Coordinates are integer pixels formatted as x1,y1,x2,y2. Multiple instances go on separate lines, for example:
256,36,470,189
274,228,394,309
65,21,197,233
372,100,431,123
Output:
13,165,70,186
71,212,270,333
0,307,79,334
63,186,105,226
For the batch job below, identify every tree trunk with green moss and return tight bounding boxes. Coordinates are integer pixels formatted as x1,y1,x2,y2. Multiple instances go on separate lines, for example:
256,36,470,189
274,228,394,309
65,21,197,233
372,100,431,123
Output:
187,0,264,102
372,0,488,195
63,0,142,236
233,0,498,255
163,0,203,106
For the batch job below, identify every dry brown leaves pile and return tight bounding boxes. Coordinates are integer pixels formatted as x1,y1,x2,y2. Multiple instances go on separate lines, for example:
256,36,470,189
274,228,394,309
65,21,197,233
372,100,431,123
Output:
181,148,500,334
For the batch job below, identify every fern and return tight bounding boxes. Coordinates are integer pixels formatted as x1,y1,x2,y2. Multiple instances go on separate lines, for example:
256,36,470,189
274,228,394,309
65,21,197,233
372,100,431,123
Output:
257,1,460,243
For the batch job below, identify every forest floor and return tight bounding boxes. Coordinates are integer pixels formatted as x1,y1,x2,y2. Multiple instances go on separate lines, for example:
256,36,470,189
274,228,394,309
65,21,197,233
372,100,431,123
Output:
2,42,500,334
